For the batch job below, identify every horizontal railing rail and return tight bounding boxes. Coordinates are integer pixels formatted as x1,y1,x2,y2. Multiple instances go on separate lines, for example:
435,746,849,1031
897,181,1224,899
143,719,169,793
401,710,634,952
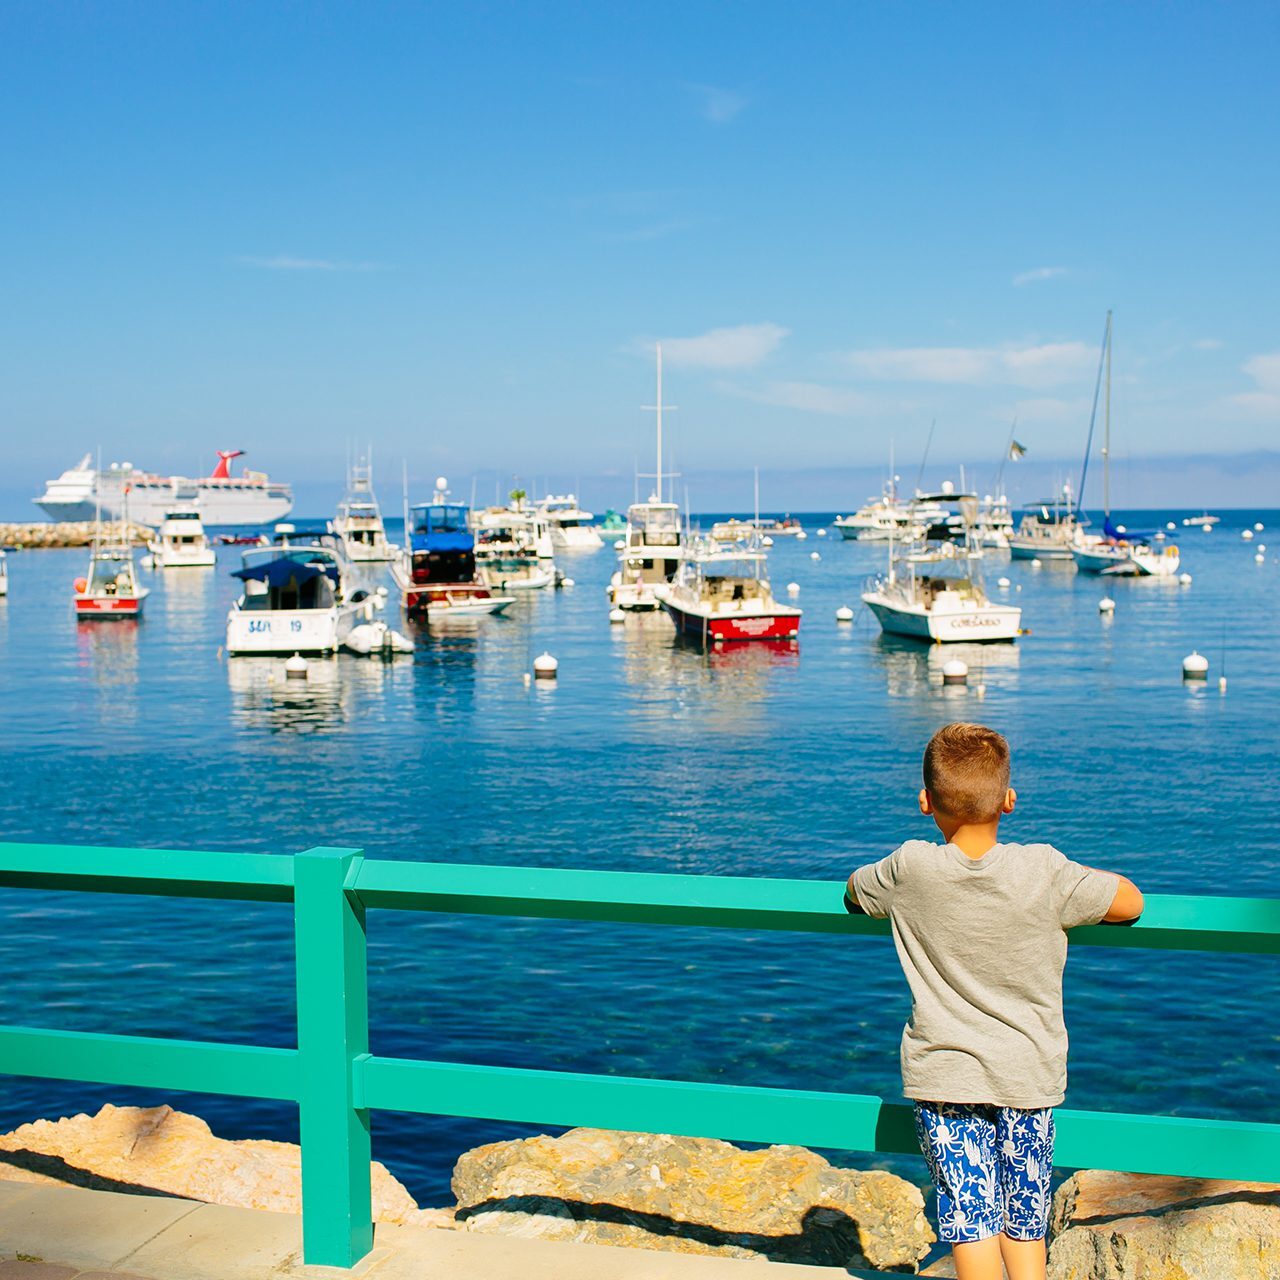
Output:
1,842,1277,1269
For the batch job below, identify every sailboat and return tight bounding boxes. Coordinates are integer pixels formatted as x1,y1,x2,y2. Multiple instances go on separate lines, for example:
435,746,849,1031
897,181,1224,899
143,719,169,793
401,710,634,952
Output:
1072,313,1180,577
607,344,685,611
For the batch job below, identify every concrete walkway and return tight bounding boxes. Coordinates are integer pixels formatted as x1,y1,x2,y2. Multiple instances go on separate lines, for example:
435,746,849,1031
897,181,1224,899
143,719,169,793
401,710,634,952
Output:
0,1182,898,1280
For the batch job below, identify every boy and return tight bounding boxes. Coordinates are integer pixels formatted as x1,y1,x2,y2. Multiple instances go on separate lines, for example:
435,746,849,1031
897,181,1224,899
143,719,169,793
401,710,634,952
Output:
846,723,1142,1280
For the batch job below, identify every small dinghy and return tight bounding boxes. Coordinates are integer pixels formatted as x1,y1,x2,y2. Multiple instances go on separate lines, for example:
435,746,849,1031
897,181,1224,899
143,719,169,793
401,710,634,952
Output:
344,619,415,656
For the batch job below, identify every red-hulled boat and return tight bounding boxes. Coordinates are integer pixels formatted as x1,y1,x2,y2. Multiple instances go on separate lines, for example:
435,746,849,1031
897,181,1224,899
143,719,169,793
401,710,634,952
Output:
659,539,801,645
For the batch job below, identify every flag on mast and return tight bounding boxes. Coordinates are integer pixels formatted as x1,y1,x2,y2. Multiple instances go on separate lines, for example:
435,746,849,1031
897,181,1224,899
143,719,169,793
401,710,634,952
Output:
1009,439,1028,460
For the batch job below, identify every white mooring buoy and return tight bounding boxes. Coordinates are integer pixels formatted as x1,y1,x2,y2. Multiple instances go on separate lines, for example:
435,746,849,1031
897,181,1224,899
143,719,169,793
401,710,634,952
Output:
1242,529,1254,540
285,653,308,680
1166,521,1177,531
786,581,800,596
1256,522,1265,532
1099,596,1116,614
609,607,626,624
1256,553,1266,564
1179,572,1192,585
997,576,1010,588
817,528,827,536
1182,652,1209,681
1031,557,1043,568
533,652,559,680
809,551,821,561
835,605,854,622
942,659,969,686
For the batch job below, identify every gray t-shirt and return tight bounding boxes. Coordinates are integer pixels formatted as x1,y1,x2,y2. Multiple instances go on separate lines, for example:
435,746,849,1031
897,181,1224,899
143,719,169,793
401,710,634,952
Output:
851,840,1118,1110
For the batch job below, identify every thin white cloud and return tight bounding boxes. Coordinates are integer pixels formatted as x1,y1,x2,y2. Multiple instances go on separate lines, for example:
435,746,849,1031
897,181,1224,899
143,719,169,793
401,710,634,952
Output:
843,341,1096,390
1012,266,1069,287
1193,338,1224,350
687,83,749,124
636,323,788,370
722,380,870,416
237,255,380,272
1228,351,1280,415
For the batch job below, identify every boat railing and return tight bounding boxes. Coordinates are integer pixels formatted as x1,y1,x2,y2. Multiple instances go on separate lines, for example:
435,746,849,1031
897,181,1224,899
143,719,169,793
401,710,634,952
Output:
0,843,1275,1272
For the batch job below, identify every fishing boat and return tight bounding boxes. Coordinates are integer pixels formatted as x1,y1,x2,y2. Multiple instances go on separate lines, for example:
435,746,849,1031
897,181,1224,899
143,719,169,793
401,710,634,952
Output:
74,518,150,620
471,498,557,590
225,532,371,654
862,495,1021,642
538,494,604,551
390,484,515,617
1071,313,1181,577
333,456,398,563
660,537,801,644
710,518,758,543
608,344,686,612
147,507,217,568
1007,485,1081,560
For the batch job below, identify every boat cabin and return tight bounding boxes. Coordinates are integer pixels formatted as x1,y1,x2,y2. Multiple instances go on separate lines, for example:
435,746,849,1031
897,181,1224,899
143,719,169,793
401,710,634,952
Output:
410,503,476,584
87,548,139,596
158,509,206,546
233,547,341,611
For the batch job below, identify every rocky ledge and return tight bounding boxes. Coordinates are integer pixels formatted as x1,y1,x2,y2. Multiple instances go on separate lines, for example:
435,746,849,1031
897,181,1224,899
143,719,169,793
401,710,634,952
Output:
3,1107,1278,1277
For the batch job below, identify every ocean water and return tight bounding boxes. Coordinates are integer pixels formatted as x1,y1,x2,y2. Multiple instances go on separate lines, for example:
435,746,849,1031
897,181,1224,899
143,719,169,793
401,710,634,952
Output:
0,511,1277,1210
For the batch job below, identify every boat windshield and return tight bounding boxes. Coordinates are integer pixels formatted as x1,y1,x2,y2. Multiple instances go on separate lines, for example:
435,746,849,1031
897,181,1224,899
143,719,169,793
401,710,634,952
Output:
413,504,469,536
165,511,201,522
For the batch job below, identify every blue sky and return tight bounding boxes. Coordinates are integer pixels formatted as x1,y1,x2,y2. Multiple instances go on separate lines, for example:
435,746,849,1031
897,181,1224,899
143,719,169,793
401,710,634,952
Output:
1,2,1277,514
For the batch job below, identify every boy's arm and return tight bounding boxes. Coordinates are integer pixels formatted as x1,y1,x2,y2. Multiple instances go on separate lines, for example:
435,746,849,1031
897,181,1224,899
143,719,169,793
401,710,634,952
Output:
1098,872,1144,923
843,872,866,914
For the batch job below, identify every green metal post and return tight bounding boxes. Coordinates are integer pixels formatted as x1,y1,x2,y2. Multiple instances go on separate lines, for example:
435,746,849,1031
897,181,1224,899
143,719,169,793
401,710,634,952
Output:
294,847,373,1265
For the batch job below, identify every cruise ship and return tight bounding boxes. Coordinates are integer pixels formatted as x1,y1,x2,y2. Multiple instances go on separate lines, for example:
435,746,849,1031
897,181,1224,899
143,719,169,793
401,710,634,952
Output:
35,451,293,526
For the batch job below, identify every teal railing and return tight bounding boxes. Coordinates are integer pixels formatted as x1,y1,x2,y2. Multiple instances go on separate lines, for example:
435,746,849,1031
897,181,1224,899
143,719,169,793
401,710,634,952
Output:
1,842,1278,1268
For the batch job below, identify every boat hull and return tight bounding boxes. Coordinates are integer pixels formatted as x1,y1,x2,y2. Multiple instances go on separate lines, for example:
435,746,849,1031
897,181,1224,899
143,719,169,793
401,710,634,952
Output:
551,526,604,551
225,604,361,654
1009,540,1074,560
660,597,802,643
862,594,1021,642
75,594,146,618
151,547,217,568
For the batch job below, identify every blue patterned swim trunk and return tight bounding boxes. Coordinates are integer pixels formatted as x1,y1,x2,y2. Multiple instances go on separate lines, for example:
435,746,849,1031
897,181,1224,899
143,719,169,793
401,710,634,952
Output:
914,1102,1055,1243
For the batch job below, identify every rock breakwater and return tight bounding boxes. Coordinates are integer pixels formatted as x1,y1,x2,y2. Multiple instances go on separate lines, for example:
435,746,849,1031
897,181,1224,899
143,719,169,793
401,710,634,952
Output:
0,521,152,548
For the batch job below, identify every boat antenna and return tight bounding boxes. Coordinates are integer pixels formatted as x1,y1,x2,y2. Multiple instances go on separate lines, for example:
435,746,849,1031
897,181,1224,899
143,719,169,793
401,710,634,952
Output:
914,419,936,496
754,465,760,531
642,342,676,502
1076,310,1111,518
1103,311,1113,519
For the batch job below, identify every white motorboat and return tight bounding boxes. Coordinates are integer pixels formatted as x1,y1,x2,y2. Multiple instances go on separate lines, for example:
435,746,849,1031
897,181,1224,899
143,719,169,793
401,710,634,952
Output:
147,508,217,568
538,494,604,551
333,456,399,562
1071,313,1180,578
1008,486,1081,560
660,536,801,644
226,533,372,654
607,343,685,612
391,486,515,617
472,500,557,590
37,450,292,525
1182,512,1219,528
862,497,1021,642
344,618,415,656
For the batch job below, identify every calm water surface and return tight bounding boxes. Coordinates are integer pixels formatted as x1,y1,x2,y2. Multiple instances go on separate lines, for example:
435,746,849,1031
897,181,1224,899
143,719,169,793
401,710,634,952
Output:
1,511,1277,1206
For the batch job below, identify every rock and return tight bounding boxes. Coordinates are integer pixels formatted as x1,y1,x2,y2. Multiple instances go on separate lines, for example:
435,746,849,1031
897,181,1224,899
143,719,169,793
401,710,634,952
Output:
452,1127,933,1271
1048,1169,1280,1279
0,1104,420,1225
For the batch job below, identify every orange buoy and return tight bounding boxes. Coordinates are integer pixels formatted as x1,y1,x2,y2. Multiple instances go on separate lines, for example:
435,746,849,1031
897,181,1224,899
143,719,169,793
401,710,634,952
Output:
73,577,88,594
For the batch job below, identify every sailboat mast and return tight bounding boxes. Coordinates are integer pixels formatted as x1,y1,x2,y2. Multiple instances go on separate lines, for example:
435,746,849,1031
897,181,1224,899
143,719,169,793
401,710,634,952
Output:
1102,311,1112,517
655,343,663,504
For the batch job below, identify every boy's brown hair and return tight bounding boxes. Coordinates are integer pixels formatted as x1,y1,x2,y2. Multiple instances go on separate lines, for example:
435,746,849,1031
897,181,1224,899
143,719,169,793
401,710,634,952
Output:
923,722,1011,822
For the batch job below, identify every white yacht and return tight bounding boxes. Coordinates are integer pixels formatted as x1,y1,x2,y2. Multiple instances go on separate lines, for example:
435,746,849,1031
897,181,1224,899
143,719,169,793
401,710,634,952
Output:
471,500,557,590
862,496,1021,642
226,533,372,654
147,508,217,568
538,494,604,551
333,457,398,562
608,500,685,610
